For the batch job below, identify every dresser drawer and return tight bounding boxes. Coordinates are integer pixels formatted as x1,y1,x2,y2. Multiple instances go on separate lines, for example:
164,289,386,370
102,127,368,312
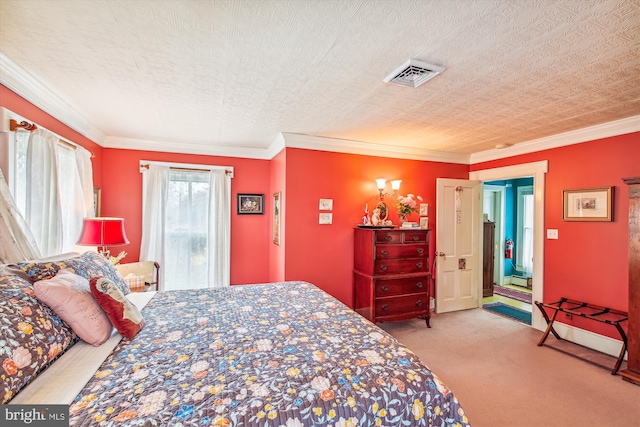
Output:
376,244,427,259
375,232,402,244
402,231,428,244
375,293,429,317
375,277,428,297
375,258,427,275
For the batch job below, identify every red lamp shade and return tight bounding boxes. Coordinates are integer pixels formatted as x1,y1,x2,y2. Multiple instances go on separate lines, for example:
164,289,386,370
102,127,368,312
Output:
77,217,129,249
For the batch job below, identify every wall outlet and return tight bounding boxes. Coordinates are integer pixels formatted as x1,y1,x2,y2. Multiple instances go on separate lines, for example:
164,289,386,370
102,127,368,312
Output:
547,229,559,239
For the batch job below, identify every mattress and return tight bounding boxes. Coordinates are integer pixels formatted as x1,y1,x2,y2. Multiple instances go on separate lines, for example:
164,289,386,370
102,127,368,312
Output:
65,281,469,426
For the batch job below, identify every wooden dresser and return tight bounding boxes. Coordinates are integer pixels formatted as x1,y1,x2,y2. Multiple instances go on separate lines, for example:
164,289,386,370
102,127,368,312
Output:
353,228,431,326
482,221,495,297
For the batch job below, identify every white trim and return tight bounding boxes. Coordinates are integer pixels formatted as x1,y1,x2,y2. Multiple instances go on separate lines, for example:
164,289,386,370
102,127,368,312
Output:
0,52,106,145
140,160,234,177
470,115,640,164
470,161,548,332
552,322,626,361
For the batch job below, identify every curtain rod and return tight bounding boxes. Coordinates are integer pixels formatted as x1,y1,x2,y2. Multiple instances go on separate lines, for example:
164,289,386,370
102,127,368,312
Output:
9,118,95,158
140,163,233,175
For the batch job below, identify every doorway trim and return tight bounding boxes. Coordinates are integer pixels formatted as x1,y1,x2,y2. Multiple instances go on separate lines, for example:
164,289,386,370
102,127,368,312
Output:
470,160,548,332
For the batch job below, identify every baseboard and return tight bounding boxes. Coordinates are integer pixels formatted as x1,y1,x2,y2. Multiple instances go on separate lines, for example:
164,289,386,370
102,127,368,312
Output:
551,322,626,360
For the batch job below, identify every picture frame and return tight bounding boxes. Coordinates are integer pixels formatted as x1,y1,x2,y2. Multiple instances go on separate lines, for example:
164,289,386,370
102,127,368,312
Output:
319,213,333,224
563,187,613,222
237,193,264,214
420,217,429,229
419,203,429,216
273,192,281,245
319,198,333,210
93,187,101,216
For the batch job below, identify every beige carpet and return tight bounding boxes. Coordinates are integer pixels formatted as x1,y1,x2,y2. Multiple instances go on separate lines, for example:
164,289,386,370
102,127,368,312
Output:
379,308,640,427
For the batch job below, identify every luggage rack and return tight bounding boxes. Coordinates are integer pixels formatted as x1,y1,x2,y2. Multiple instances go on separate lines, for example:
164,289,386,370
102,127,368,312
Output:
535,298,629,375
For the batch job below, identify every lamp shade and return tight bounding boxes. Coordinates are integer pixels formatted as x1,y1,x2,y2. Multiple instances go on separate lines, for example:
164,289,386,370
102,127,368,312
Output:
77,217,129,247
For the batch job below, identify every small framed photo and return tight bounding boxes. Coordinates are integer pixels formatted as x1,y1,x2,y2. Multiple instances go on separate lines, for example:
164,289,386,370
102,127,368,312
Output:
420,217,429,229
319,213,333,224
93,187,101,216
273,192,281,245
237,194,264,214
419,203,428,216
319,198,333,210
563,187,613,221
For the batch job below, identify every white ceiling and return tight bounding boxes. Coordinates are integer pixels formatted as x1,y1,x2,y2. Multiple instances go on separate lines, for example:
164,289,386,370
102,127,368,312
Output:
0,0,638,163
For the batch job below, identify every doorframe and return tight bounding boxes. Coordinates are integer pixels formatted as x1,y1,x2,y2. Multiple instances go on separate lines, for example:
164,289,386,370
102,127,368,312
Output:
470,160,548,332
483,184,506,286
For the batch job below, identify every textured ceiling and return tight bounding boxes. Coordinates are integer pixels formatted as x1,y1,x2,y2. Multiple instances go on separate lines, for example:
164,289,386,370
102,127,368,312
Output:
0,0,638,158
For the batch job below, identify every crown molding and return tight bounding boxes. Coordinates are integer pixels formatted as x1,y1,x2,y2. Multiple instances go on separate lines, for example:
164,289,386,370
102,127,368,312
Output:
0,52,106,145
103,135,279,160
470,115,640,164
281,133,470,164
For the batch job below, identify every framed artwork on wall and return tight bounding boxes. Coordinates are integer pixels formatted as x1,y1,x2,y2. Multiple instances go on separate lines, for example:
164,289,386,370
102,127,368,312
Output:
273,192,281,245
93,187,101,216
237,193,264,214
563,187,613,221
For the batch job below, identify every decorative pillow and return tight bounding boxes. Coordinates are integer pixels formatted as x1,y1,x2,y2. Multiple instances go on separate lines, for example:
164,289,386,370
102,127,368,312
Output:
90,276,144,340
0,273,76,403
17,251,130,295
33,270,113,346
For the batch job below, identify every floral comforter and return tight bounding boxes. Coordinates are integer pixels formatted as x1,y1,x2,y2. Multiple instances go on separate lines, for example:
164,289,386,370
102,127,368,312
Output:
70,281,470,426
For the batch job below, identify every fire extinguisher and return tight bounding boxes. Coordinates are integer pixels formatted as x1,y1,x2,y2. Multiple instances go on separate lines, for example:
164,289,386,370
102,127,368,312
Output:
505,238,514,259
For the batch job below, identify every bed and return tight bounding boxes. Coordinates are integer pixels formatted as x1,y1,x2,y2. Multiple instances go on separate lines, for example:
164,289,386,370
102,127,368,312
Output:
1,252,470,426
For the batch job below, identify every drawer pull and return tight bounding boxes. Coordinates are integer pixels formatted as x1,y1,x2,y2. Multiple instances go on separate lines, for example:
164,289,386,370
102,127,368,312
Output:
380,265,387,271
417,248,424,255
416,262,423,269
381,286,389,292
412,235,419,241
382,305,389,311
385,235,392,242
416,282,423,289
381,250,388,255
416,300,423,307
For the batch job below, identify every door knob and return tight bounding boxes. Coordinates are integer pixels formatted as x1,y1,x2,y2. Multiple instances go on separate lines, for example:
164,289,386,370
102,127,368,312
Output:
436,251,446,260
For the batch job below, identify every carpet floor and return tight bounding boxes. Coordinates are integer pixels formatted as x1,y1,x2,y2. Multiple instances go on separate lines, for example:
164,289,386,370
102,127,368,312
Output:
493,284,532,303
483,302,531,324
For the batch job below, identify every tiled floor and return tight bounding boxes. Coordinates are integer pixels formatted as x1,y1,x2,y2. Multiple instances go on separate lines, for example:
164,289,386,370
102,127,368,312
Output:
482,283,533,312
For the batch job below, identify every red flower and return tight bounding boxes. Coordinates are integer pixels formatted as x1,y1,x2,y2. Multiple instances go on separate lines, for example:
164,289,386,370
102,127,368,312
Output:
3,359,18,375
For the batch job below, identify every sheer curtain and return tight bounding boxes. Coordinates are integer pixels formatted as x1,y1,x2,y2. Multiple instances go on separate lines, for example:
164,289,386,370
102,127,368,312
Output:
20,128,94,257
0,169,41,263
140,164,169,290
522,194,534,277
139,163,231,291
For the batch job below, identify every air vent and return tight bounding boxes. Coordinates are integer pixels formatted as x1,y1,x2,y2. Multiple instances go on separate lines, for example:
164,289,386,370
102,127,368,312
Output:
383,59,445,88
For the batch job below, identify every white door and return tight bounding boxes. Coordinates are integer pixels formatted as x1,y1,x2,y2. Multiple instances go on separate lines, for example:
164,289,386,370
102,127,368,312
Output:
435,178,482,313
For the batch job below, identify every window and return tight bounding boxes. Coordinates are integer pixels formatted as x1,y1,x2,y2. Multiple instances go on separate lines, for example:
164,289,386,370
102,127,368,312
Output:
516,185,534,277
165,170,211,288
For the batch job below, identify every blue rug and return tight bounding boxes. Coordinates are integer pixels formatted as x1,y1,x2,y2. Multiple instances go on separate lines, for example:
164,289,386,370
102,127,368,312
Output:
483,302,531,325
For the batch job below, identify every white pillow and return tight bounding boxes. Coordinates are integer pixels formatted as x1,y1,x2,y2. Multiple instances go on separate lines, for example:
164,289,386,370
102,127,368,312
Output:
34,269,113,346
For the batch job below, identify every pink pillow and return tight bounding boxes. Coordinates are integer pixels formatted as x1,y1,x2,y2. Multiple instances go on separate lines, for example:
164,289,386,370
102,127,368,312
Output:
33,270,113,346
90,276,144,340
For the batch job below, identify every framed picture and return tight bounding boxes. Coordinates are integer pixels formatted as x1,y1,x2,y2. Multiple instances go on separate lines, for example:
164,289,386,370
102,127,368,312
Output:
419,203,428,216
563,187,613,221
93,187,101,216
420,217,429,229
319,213,333,224
319,198,333,210
237,193,264,214
273,192,281,245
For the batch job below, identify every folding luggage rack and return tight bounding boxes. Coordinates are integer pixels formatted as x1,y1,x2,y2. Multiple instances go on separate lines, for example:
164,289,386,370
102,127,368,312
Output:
535,298,628,375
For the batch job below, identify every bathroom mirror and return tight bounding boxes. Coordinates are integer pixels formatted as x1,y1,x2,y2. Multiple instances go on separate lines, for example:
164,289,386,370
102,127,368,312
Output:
376,201,389,221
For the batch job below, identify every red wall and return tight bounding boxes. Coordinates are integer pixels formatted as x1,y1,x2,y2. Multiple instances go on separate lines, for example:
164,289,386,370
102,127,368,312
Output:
471,132,640,337
1,85,103,188
283,148,469,306
100,148,272,286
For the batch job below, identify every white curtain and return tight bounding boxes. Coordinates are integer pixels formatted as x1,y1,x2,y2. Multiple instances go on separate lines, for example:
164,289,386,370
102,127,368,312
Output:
0,169,42,263
25,128,62,256
522,194,534,277
22,128,94,258
208,169,231,288
140,164,169,290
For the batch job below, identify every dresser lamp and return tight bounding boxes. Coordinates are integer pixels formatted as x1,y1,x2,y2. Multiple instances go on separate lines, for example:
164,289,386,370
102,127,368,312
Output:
76,217,129,257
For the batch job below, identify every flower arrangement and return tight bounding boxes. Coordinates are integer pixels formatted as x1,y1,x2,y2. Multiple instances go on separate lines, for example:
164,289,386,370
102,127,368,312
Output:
396,193,423,219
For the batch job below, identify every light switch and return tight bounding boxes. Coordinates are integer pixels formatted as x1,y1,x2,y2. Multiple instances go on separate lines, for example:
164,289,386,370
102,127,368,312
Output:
547,229,558,239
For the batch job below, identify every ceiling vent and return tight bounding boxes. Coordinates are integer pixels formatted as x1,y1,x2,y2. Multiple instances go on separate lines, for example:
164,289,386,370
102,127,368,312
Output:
383,59,445,88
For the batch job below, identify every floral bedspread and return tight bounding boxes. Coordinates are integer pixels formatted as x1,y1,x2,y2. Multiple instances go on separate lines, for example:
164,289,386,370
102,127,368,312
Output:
70,281,470,427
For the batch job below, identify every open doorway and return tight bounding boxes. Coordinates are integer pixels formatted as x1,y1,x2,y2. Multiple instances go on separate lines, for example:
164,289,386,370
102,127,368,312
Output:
481,178,533,325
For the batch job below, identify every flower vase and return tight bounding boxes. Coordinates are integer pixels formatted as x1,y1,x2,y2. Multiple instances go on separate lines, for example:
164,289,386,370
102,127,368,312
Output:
400,215,407,224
